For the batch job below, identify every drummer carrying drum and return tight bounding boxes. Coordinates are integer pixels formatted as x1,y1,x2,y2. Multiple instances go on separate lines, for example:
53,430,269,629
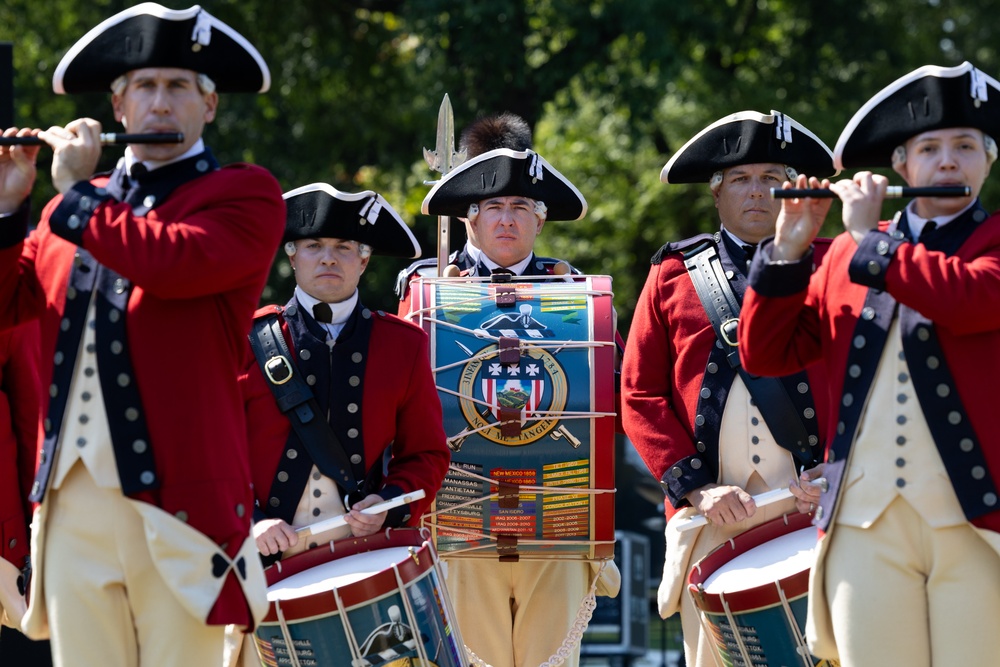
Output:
740,61,1000,666
622,110,836,667
398,114,618,667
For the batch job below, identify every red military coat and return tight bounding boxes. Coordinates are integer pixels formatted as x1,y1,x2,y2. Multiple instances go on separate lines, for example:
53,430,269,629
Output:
740,205,1000,534
240,302,450,533
0,322,41,571
0,160,285,625
623,233,830,520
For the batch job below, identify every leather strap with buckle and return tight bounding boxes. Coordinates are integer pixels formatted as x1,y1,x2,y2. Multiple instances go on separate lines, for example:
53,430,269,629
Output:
249,314,359,492
684,240,812,457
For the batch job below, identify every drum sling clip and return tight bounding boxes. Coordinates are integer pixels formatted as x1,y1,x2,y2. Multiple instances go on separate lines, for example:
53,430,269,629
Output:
496,534,520,562
498,336,520,364
493,284,517,307
498,407,523,437
496,480,520,509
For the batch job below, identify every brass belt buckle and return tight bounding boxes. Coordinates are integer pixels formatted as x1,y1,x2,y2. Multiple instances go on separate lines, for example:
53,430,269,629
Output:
264,355,293,385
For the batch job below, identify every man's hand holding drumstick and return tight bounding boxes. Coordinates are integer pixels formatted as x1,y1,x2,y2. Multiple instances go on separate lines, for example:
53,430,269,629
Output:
789,464,829,516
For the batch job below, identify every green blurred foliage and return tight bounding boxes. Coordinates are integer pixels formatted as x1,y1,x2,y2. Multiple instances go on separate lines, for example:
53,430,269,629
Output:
3,0,999,333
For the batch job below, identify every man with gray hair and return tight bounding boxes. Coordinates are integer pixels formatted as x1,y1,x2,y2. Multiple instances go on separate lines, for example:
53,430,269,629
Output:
622,110,836,667
398,113,608,667
396,112,577,315
0,3,283,665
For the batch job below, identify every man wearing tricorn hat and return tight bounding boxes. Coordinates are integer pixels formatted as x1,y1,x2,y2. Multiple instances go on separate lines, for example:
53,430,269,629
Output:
396,113,578,313
399,113,603,667
241,183,449,558
621,110,836,667
235,183,450,666
741,62,1000,665
0,3,283,665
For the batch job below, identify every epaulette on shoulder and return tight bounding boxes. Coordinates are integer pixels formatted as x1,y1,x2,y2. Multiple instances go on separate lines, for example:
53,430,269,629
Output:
253,304,283,320
650,232,719,265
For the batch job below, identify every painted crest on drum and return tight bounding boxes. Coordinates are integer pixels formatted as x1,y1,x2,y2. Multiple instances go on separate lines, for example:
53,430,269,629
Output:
411,277,616,559
459,343,567,446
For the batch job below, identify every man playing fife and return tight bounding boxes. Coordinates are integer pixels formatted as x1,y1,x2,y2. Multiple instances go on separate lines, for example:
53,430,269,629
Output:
740,61,1000,666
0,4,283,665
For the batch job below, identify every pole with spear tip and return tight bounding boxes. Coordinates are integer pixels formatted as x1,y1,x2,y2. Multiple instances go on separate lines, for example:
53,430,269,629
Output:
422,94,466,276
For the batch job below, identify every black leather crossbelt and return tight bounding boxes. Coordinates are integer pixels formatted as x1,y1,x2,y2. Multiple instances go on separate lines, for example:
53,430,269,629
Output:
684,241,813,457
249,314,359,491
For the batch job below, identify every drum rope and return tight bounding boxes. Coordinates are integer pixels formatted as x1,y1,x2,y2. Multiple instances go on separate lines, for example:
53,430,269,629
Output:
431,315,614,344
693,599,727,667
777,583,815,667
436,385,615,419
432,537,616,555
464,561,605,667
721,594,756,667
422,465,614,550
407,281,615,324
441,464,616,496
432,339,613,373
274,603,304,667
332,586,365,665
392,562,432,666
427,538,472,665
431,338,614,376
407,293,615,323
427,315,614,345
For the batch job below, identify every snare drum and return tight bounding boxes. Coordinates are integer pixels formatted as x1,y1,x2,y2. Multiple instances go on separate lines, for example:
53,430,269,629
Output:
688,513,827,667
407,275,616,560
253,529,467,667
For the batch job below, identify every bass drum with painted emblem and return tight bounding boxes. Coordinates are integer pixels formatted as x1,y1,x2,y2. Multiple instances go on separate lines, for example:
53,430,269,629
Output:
406,275,616,561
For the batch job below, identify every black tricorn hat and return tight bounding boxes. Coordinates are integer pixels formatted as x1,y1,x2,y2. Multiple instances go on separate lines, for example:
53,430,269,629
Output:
421,148,587,221
460,112,533,157
835,61,1000,170
283,184,421,259
661,110,836,184
53,3,270,94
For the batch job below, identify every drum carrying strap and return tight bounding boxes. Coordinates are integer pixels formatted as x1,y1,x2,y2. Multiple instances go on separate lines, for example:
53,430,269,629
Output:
249,314,359,493
683,241,812,453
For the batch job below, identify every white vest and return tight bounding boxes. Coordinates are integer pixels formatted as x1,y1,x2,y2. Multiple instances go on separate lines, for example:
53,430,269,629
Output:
718,377,797,495
51,297,120,490
835,319,966,529
285,465,352,556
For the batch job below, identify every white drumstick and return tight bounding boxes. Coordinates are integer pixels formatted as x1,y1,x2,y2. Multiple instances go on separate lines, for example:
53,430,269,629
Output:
675,478,827,533
295,489,426,537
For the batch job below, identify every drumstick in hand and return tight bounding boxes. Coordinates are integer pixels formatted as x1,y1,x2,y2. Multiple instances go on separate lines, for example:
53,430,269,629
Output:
675,478,827,533
294,489,426,538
